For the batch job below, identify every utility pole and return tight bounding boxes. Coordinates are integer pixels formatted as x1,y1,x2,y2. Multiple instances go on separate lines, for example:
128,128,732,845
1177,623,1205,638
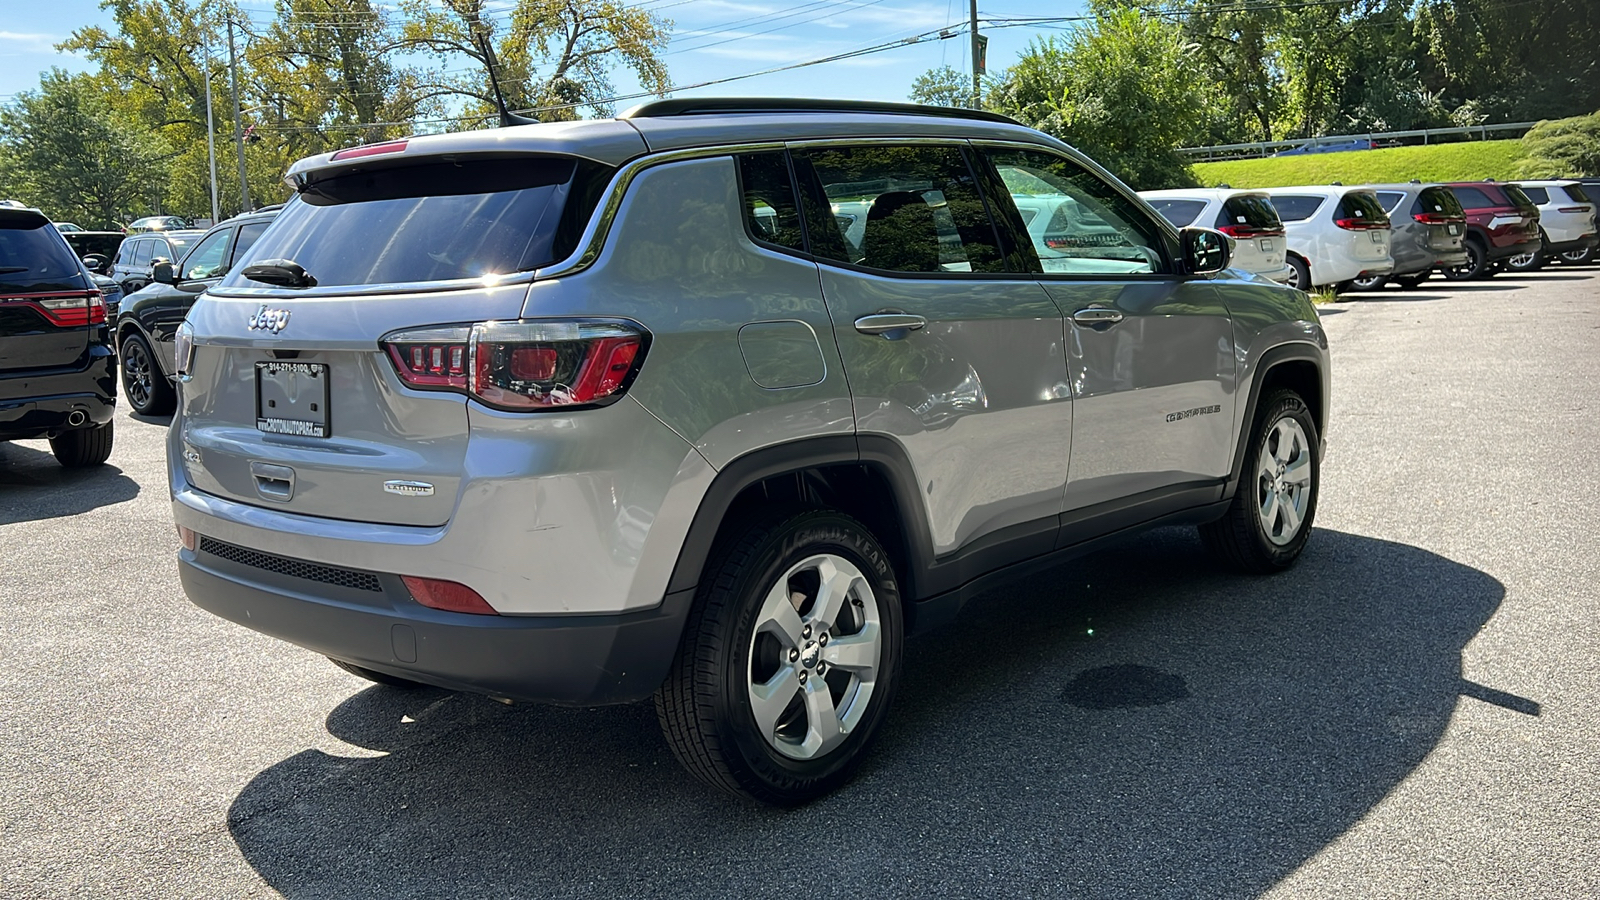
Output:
203,36,220,224
969,0,984,109
228,19,251,212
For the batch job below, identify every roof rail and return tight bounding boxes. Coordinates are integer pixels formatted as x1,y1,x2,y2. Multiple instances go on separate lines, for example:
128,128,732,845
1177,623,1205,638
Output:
619,97,1022,127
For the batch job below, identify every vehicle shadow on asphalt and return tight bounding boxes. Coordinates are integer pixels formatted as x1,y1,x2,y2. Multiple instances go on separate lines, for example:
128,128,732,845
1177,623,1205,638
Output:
0,442,140,525
225,527,1506,899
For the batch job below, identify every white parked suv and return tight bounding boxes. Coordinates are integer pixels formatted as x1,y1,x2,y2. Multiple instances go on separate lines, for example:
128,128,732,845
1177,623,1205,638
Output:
1259,186,1394,291
1140,188,1292,282
1505,180,1598,271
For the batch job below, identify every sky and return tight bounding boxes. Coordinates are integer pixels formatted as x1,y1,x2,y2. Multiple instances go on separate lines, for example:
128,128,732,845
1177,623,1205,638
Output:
0,0,1090,115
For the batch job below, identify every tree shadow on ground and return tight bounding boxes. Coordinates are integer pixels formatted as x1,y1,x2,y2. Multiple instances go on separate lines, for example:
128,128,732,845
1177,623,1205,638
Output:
226,527,1507,899
0,441,140,525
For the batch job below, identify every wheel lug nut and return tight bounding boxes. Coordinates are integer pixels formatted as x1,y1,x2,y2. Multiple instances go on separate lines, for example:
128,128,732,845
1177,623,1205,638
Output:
819,633,828,646
802,625,812,639
797,671,808,684
788,648,799,662
816,662,826,675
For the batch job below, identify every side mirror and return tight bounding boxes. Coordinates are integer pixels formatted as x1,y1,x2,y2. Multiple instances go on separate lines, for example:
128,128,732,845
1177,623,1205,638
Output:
82,254,108,273
152,262,176,285
1181,226,1233,276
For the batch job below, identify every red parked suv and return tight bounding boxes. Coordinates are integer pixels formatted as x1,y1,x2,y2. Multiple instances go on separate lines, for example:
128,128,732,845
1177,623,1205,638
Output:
1442,181,1541,279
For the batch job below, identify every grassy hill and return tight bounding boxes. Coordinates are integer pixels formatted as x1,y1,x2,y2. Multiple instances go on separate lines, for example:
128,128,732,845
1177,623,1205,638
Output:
1191,140,1525,188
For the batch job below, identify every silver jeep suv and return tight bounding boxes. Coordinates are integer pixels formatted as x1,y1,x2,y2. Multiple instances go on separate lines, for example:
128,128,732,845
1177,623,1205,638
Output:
171,99,1329,805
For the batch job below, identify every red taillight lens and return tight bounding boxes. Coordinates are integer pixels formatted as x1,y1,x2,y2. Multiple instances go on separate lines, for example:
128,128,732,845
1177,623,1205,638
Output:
1218,225,1284,239
177,525,196,551
1557,206,1589,213
382,320,647,411
1413,213,1463,226
15,290,104,327
1335,217,1388,231
401,576,497,615
330,139,408,161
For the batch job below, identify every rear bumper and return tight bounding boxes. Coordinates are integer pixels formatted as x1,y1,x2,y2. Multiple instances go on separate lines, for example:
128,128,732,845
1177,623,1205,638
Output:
1484,236,1539,261
0,347,116,440
179,539,694,705
1543,234,1598,255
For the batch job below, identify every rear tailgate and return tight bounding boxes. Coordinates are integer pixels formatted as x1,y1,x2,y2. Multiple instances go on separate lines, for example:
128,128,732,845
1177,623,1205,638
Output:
175,150,616,527
0,211,97,373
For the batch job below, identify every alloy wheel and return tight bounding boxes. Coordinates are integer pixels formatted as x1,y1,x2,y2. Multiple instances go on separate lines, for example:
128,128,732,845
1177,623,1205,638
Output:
1256,417,1313,546
746,553,882,761
122,339,153,410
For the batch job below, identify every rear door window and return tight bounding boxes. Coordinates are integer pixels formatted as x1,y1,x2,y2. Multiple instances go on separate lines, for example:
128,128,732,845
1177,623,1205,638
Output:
1503,184,1538,214
223,157,608,289
231,222,269,267
1519,186,1549,205
1147,198,1206,227
0,215,86,293
793,144,1006,275
1375,191,1406,214
1270,195,1325,222
1451,186,1496,210
130,240,155,266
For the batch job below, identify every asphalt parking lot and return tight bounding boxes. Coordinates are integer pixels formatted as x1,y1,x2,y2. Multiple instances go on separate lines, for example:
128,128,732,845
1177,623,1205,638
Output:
3,270,1598,899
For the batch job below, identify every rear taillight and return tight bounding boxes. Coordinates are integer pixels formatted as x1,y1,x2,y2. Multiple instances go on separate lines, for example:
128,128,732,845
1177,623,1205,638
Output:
1335,218,1389,231
1413,213,1463,226
401,576,497,615
381,319,647,411
1217,225,1283,238
4,290,104,326
1557,206,1590,213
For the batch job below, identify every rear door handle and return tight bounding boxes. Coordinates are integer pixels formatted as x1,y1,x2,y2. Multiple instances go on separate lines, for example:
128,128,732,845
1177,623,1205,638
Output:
1071,307,1124,326
854,314,927,337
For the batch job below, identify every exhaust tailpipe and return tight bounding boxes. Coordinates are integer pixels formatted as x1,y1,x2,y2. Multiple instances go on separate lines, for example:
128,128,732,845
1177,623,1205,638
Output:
67,410,87,427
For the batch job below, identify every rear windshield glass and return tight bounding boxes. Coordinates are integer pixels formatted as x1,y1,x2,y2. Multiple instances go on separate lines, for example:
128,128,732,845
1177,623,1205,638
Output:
1146,198,1206,227
1503,184,1537,212
158,235,196,260
1414,187,1464,218
222,157,600,289
1218,194,1281,230
1269,195,1324,222
0,217,85,292
1567,184,1593,204
1519,186,1549,205
1336,192,1389,224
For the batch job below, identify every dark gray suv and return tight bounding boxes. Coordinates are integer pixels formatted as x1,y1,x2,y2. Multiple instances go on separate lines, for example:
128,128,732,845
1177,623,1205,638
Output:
170,99,1331,804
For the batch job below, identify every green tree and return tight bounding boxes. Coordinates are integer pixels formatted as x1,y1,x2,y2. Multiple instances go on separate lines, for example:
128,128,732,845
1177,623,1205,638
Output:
1417,0,1600,123
987,6,1208,189
0,70,159,227
1518,111,1600,177
393,0,671,123
909,65,973,109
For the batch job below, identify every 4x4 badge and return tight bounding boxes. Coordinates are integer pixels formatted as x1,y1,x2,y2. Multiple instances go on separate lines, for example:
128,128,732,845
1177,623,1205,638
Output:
247,305,291,333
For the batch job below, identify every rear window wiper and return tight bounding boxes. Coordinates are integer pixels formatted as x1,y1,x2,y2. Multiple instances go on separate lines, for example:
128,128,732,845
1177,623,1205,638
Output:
241,258,318,288
0,266,31,274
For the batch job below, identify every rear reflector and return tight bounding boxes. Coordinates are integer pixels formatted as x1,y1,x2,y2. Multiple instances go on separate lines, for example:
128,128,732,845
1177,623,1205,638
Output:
401,576,498,615
331,139,408,161
177,525,196,551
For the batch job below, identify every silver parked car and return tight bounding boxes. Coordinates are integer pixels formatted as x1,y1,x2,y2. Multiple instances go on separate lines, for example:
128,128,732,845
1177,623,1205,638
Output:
1354,183,1470,290
171,99,1331,805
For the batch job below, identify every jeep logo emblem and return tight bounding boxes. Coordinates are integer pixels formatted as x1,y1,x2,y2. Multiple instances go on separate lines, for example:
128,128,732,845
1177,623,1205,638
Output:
247,305,291,333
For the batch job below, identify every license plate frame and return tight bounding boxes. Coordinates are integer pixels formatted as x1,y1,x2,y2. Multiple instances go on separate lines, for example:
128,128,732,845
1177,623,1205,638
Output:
1447,224,1461,235
255,361,330,438
1259,238,1274,252
1369,230,1386,244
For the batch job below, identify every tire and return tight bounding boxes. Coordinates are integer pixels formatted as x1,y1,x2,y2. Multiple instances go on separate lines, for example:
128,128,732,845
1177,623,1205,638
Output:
1199,389,1319,573
120,332,176,416
1284,255,1311,291
1346,274,1387,291
1442,238,1487,280
1558,247,1594,265
329,658,429,689
49,420,114,468
656,507,904,806
1394,273,1428,290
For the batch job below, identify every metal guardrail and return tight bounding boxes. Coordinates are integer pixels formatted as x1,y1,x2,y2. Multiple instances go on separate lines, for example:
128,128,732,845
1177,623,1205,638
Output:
1178,121,1539,161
